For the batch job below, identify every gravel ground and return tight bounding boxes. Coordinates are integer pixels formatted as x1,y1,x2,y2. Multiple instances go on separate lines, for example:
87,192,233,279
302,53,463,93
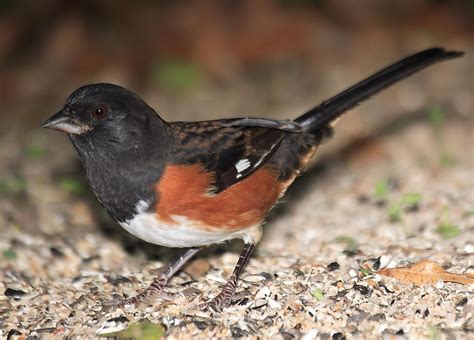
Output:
0,114,472,338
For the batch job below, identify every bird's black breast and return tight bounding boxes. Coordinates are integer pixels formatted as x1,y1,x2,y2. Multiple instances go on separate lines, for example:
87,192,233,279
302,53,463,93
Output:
70,135,164,223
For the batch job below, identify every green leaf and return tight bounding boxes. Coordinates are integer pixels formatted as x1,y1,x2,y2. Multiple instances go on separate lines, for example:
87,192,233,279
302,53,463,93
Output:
3,249,17,260
388,204,402,222
25,144,46,159
374,180,389,198
400,193,422,206
335,236,359,253
102,321,165,340
58,178,87,195
435,223,460,239
439,151,456,167
152,60,202,93
427,106,445,128
427,326,442,340
359,267,371,277
0,177,27,194
312,289,324,301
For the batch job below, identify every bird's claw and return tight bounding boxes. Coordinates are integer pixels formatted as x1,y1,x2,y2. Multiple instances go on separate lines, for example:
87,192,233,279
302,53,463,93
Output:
201,291,234,312
101,281,171,312
101,295,128,312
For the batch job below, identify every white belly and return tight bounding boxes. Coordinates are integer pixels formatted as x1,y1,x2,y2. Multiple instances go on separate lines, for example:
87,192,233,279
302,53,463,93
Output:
119,201,261,247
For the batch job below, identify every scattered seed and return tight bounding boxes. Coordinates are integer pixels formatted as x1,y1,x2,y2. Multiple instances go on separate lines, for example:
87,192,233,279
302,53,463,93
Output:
327,262,340,271
252,298,268,309
373,257,381,271
238,297,250,306
7,329,22,338
4,288,27,298
32,327,56,334
353,284,370,296
348,311,369,323
369,313,386,322
280,330,296,339
49,247,64,258
105,275,131,285
108,316,129,323
194,320,208,330
332,332,346,340
242,274,267,283
255,286,271,299
357,194,370,204
231,326,245,337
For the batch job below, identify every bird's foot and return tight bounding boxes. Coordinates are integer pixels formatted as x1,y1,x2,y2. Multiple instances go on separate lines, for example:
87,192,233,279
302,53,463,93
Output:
202,282,236,312
101,277,170,311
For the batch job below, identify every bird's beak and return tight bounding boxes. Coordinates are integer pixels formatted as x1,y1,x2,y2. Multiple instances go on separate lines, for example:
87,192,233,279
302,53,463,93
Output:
42,109,85,135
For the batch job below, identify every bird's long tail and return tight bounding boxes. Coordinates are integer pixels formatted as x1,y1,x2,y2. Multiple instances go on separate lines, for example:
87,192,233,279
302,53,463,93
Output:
295,48,464,132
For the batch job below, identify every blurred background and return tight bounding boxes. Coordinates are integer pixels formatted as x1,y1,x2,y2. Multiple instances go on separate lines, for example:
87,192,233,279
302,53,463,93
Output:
0,0,471,247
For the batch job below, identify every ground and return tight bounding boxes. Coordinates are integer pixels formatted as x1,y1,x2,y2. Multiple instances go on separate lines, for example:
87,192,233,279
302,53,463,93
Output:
0,21,472,338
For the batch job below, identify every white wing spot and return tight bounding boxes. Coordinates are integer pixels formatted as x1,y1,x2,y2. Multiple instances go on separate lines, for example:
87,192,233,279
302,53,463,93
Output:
235,159,251,173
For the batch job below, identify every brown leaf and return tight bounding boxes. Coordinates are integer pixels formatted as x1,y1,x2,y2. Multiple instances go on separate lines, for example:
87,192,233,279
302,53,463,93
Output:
378,259,474,285
185,259,211,279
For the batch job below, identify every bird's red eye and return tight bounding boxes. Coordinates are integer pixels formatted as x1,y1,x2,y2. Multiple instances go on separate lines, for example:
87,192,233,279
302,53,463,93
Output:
91,105,107,119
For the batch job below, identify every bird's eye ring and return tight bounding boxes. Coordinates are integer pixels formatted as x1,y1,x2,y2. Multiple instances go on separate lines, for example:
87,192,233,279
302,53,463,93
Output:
91,105,107,119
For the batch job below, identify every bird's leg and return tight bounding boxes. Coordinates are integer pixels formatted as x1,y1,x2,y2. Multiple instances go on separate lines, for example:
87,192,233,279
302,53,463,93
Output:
110,247,200,307
205,242,256,311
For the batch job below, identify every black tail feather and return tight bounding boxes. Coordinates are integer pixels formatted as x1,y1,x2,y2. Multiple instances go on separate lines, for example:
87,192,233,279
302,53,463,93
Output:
295,48,464,131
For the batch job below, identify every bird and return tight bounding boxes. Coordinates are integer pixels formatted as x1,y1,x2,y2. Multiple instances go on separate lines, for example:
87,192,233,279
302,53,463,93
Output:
43,48,463,311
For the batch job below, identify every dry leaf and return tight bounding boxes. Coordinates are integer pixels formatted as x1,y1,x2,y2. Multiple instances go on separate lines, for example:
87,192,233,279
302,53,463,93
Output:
378,259,474,285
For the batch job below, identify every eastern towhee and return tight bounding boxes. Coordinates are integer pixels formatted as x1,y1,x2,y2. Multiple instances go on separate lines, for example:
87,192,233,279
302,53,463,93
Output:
43,48,463,311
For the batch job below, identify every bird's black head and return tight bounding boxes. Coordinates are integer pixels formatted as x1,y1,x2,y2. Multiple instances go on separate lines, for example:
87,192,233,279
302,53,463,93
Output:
43,83,170,154
43,84,172,222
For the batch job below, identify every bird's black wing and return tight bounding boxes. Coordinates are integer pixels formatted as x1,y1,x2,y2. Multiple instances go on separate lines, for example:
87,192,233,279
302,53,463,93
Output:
171,119,294,193
211,127,285,192
222,117,303,132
